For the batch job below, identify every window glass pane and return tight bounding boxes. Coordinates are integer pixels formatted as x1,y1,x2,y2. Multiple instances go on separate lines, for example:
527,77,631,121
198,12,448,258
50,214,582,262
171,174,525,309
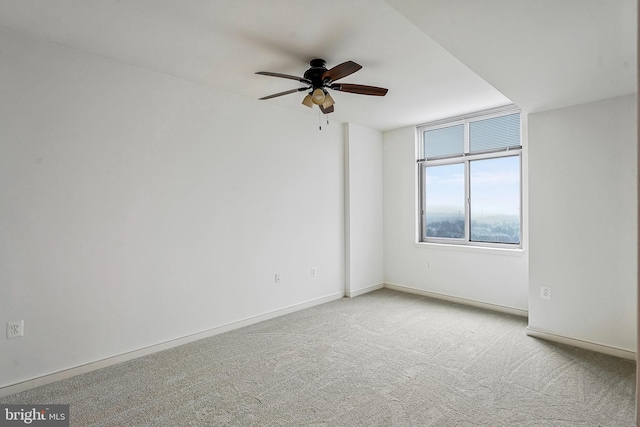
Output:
424,124,464,158
469,156,520,244
469,113,520,153
424,163,465,239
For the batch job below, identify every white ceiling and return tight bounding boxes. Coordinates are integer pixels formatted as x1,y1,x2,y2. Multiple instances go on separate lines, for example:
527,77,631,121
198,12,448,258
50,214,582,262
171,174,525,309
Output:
0,0,635,131
388,0,637,114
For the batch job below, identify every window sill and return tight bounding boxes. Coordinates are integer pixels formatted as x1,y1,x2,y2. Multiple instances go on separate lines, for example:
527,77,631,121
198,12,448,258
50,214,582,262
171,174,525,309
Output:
414,241,525,256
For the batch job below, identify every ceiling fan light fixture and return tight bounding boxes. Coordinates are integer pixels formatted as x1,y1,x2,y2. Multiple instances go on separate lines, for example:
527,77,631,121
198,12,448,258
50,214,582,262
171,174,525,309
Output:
322,92,335,109
311,88,325,105
256,59,388,114
302,94,313,108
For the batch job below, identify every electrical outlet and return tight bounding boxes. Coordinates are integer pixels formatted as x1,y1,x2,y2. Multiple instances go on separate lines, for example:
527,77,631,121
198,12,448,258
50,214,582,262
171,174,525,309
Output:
275,273,280,283
6,320,24,339
426,262,432,269
311,267,317,277
540,287,552,300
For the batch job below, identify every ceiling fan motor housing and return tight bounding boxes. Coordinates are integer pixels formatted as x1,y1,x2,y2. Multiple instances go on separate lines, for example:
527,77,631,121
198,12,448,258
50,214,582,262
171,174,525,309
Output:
304,59,330,89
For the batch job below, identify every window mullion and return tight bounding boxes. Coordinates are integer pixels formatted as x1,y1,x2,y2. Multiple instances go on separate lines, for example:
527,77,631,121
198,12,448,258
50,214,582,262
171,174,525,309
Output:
463,121,470,154
420,164,427,241
463,122,470,242
465,160,470,242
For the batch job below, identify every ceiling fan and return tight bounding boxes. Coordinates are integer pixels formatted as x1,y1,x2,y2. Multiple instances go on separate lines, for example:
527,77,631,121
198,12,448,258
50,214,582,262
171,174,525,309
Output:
256,59,388,114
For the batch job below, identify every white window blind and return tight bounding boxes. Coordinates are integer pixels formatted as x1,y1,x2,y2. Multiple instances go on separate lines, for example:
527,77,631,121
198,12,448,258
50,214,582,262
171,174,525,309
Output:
423,124,464,158
469,113,520,153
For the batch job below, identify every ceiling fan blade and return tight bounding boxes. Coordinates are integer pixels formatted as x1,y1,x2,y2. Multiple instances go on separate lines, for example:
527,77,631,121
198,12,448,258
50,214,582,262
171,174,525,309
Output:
259,87,309,100
321,61,362,82
256,71,312,84
331,83,388,96
319,104,335,114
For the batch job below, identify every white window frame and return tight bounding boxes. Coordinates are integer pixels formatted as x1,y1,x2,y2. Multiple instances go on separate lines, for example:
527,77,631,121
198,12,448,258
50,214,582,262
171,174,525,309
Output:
417,105,522,249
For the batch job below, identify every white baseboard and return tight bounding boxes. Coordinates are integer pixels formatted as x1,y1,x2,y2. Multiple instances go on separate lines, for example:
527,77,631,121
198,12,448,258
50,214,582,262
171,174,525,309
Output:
0,291,344,399
345,283,385,298
525,326,636,361
384,283,529,318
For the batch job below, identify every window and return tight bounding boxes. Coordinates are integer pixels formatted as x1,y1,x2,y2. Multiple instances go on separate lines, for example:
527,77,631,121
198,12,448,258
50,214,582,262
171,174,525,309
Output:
418,107,522,247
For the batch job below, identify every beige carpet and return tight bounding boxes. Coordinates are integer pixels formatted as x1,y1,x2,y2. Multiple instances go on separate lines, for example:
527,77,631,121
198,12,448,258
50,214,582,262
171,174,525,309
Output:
1,289,636,426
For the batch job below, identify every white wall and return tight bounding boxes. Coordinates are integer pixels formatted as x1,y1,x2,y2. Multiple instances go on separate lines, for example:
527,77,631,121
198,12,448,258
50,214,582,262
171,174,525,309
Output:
344,123,384,296
0,31,346,388
382,126,529,312
528,94,637,353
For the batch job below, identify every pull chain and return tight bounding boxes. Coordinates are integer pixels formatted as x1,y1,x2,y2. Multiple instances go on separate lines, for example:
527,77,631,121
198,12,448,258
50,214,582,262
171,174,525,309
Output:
317,109,331,130
316,109,331,130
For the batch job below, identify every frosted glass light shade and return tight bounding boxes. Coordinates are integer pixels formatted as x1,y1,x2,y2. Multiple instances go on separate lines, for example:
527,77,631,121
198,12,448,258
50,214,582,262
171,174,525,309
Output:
302,94,313,108
311,88,325,105
322,93,335,108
